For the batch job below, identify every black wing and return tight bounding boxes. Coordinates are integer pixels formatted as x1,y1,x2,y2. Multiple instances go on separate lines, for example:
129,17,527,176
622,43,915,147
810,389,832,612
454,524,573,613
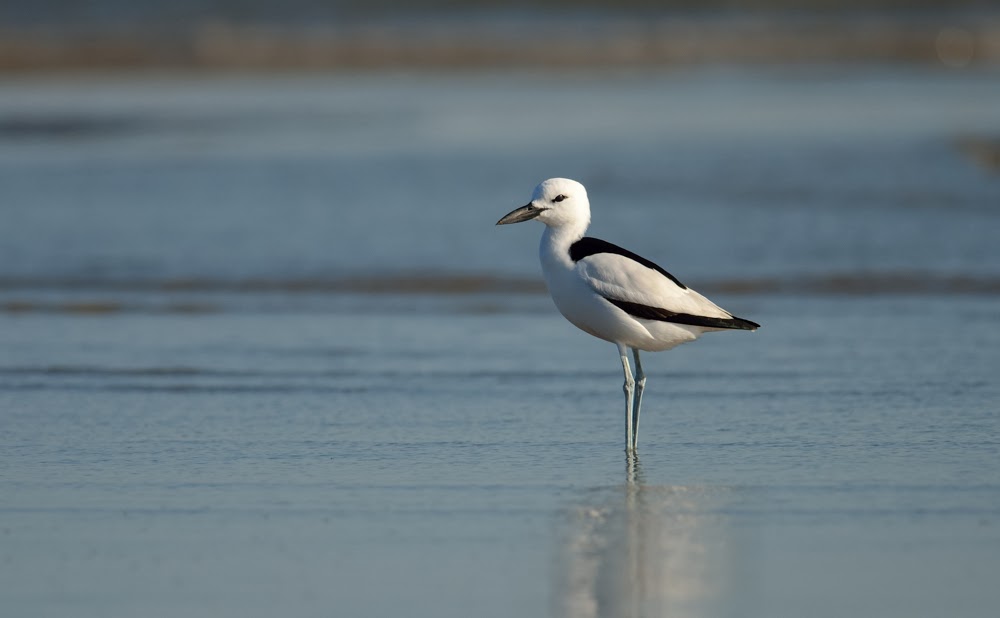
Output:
602,297,760,331
569,237,688,290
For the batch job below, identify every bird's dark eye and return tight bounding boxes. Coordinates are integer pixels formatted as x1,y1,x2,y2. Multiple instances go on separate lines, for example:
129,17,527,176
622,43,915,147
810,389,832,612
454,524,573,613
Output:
553,195,567,203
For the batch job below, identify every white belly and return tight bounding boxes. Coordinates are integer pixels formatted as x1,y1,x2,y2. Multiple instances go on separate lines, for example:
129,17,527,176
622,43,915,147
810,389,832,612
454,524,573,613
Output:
542,263,703,352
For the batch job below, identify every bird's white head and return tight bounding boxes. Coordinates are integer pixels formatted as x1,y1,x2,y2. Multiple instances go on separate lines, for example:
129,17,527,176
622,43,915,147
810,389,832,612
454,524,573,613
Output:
496,178,591,230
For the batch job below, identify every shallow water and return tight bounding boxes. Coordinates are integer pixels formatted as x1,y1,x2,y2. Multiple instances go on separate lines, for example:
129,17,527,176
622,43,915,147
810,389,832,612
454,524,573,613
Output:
3,294,999,617
1,67,999,286
1,68,1000,617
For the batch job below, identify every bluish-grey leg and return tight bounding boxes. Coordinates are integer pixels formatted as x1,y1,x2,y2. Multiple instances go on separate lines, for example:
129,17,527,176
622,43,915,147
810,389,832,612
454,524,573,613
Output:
630,348,646,451
618,343,635,454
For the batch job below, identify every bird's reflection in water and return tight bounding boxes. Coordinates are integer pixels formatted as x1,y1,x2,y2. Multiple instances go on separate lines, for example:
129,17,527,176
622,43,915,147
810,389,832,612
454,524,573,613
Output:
556,457,730,618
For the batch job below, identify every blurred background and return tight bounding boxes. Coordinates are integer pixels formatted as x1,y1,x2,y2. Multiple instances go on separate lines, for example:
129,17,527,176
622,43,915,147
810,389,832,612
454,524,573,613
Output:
2,3,1000,618
1,0,999,305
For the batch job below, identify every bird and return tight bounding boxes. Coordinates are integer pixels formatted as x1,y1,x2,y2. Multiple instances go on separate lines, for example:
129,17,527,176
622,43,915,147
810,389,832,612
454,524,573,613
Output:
496,178,759,454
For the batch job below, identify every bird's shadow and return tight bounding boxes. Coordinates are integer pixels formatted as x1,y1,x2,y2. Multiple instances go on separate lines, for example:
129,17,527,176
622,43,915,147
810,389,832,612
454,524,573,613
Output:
553,455,731,618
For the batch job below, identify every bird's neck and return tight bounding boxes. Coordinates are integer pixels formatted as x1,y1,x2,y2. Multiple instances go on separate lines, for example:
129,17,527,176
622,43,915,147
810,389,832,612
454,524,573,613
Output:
540,221,588,269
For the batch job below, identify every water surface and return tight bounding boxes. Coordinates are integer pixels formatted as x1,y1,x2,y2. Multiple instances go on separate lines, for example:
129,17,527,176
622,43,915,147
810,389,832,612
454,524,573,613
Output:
1,68,999,617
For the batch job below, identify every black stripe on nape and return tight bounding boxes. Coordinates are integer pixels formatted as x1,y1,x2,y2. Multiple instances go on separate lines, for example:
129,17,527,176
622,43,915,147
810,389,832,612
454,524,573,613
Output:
603,297,760,331
569,237,687,290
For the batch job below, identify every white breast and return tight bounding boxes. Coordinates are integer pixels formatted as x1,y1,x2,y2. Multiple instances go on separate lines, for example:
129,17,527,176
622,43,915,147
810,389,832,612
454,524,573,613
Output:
538,230,704,352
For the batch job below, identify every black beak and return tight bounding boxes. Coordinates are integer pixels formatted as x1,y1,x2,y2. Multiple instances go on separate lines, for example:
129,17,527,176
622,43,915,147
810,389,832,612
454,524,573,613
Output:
496,203,543,225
